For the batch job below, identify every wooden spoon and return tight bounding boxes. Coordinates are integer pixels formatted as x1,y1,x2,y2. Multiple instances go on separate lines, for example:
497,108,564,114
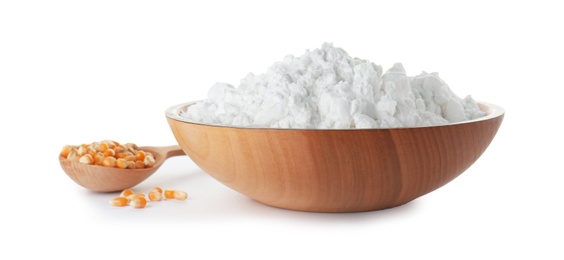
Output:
59,145,184,192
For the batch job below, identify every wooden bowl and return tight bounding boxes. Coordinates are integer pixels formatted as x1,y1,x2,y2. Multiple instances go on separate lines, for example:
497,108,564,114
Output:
165,101,504,212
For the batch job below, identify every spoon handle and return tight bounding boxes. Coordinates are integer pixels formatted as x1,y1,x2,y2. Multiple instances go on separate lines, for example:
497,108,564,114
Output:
162,145,184,158
140,145,184,159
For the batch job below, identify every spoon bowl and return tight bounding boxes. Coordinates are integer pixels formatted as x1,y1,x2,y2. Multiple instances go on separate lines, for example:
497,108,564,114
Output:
59,145,184,192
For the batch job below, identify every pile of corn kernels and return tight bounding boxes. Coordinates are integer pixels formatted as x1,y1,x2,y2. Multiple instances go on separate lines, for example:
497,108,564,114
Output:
60,140,155,169
110,187,188,209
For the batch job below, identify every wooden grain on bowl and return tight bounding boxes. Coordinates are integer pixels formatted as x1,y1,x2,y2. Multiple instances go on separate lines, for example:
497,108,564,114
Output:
166,102,504,212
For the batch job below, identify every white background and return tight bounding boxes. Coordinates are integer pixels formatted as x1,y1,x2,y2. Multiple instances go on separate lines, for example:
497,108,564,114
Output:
1,0,562,259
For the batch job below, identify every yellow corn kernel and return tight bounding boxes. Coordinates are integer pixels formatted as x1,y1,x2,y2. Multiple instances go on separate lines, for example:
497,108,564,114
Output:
144,155,156,167
129,196,147,209
126,193,145,201
90,142,100,152
135,151,146,161
117,151,133,159
66,150,80,162
101,140,117,149
152,186,163,193
164,189,175,199
102,157,117,167
79,154,94,165
114,146,127,154
99,142,109,152
76,146,87,156
126,161,136,169
103,148,115,157
87,147,97,158
124,142,138,150
120,189,134,198
148,190,163,201
116,158,128,169
109,197,128,207
124,155,136,161
94,152,105,165
134,160,145,169
173,190,188,200
60,145,75,158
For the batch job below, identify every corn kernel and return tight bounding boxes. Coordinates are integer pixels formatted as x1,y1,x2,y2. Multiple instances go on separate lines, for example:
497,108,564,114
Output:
134,160,145,169
117,151,133,159
76,146,87,156
115,158,127,169
99,142,109,152
103,148,115,157
79,154,94,165
120,189,134,198
126,161,136,169
144,155,156,167
114,146,127,154
127,193,145,201
109,197,128,207
152,186,163,193
135,151,146,161
62,141,152,170
90,142,100,152
129,196,147,209
102,157,117,167
101,140,117,149
66,150,80,162
93,152,105,165
148,190,162,201
87,147,97,158
125,142,138,150
60,145,75,158
173,190,188,200
164,189,175,199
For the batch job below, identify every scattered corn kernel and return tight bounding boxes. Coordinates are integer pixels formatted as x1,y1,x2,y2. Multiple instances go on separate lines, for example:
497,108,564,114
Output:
120,189,134,198
164,189,175,199
173,190,188,200
111,187,187,209
153,186,163,193
127,193,145,201
109,197,128,207
129,196,147,209
148,190,163,201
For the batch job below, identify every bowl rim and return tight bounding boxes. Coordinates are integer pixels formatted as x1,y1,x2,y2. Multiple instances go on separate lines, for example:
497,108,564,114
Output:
165,101,504,130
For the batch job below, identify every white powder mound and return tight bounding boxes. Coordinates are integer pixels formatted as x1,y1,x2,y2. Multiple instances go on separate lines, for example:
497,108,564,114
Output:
183,43,485,129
